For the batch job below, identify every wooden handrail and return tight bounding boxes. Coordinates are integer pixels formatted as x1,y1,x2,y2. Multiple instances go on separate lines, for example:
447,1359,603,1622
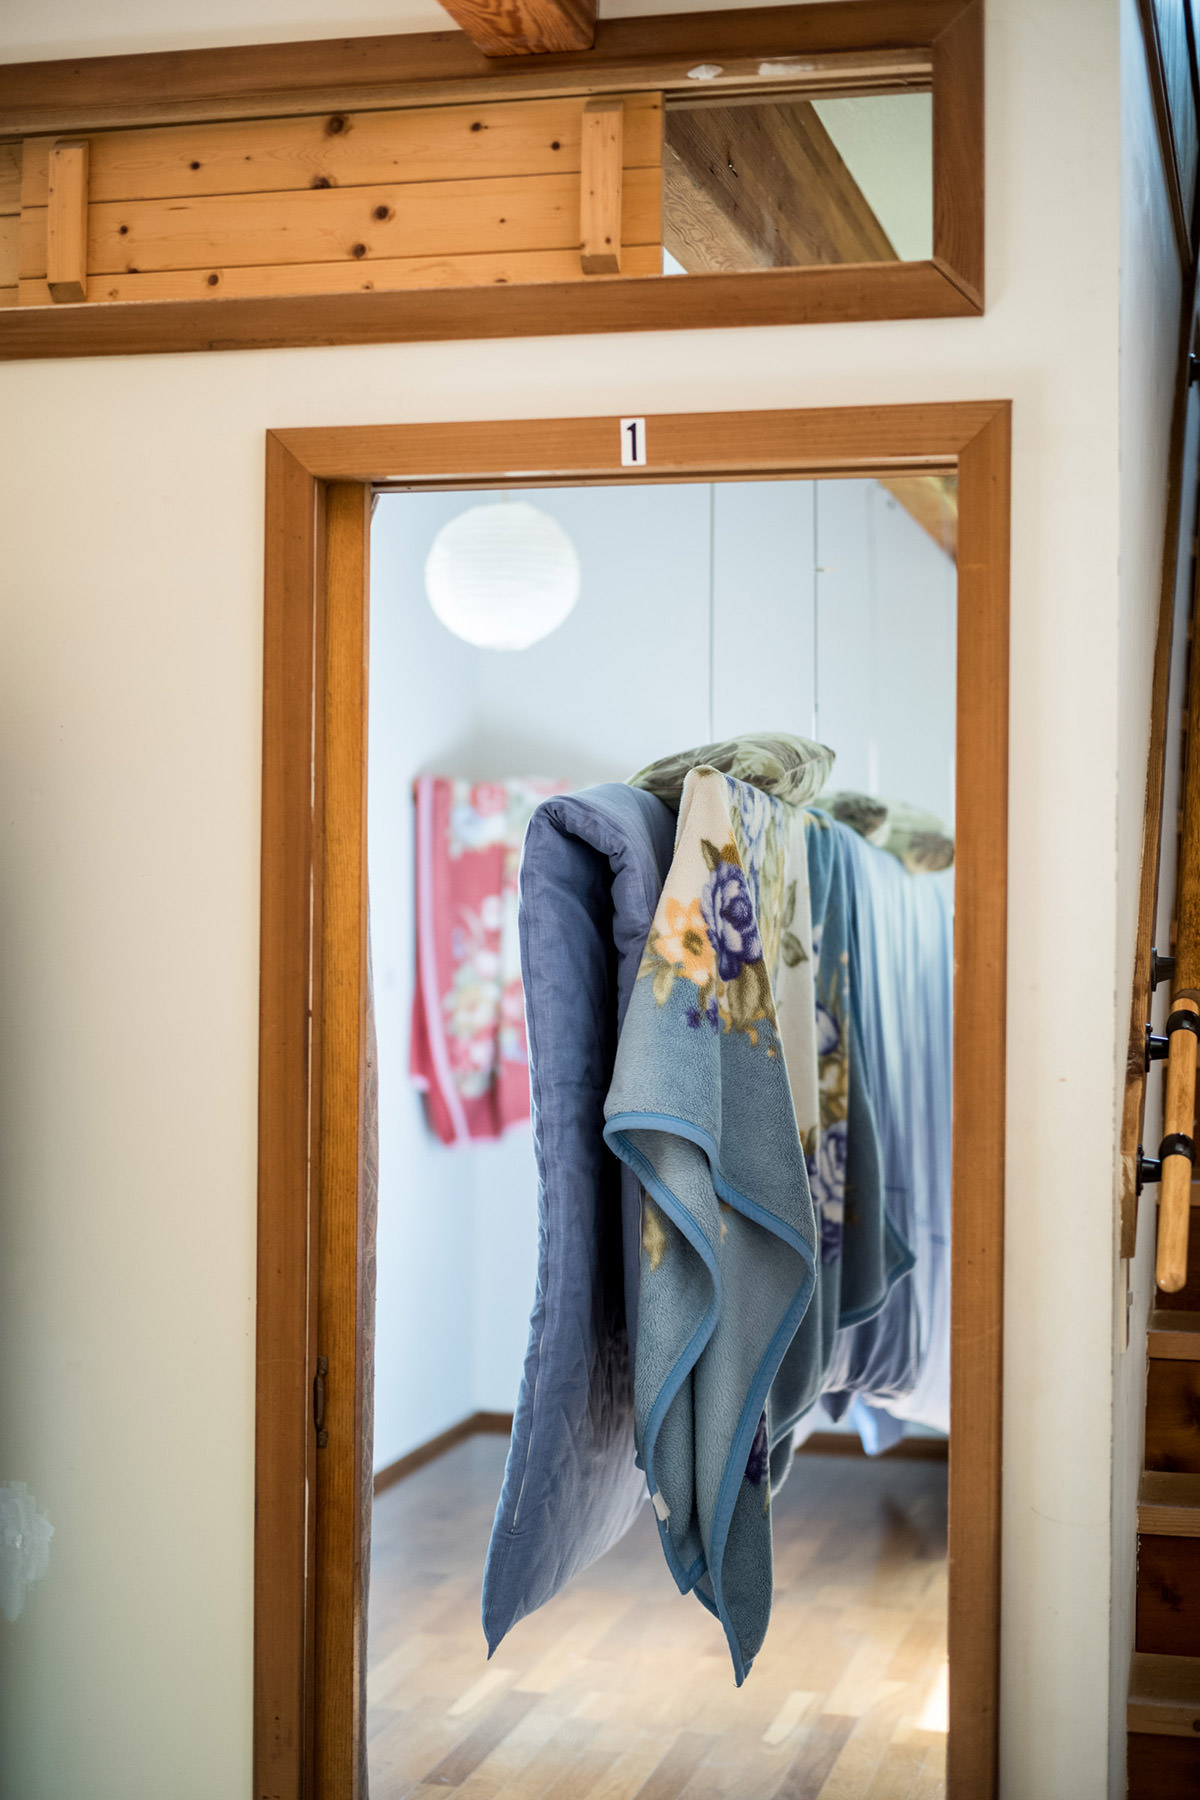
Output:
1158,1001,1198,1290
1161,630,1200,1291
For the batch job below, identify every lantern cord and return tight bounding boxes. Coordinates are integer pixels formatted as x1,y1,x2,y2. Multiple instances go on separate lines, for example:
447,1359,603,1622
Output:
707,483,716,740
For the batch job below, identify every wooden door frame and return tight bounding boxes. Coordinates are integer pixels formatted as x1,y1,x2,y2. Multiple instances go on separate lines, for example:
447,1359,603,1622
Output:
256,401,1011,1800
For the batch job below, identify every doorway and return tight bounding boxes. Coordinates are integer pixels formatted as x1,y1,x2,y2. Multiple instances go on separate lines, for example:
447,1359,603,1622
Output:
253,404,1009,1800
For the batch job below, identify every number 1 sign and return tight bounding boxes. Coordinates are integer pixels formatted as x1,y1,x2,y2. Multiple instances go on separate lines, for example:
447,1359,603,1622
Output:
620,417,648,467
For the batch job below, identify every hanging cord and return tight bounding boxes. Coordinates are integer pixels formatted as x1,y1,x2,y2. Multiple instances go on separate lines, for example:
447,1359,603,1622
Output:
812,483,821,741
866,481,881,795
707,482,716,740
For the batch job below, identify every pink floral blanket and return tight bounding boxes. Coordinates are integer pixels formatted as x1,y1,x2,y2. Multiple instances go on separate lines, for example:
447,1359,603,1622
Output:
411,775,566,1145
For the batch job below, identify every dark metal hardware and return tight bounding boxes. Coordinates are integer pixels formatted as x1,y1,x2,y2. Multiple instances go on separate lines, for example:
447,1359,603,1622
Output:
1190,355,1200,387
1147,1027,1170,1066
1168,1008,1200,1039
314,1355,329,1448
1152,948,1177,988
1136,1130,1196,1194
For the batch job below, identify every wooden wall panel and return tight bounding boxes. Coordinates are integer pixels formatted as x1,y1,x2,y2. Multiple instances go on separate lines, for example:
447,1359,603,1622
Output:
21,243,662,306
0,143,19,209
16,94,663,307
19,166,662,279
17,94,663,203
0,143,18,306
0,213,17,305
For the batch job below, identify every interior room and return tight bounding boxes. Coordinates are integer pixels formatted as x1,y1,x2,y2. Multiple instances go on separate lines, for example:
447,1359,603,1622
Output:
365,475,956,1797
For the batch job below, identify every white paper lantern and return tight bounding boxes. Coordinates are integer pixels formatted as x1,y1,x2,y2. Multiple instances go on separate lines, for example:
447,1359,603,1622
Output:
424,502,581,651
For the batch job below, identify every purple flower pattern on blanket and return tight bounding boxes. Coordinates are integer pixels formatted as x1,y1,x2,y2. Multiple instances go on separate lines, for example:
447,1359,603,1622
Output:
807,1119,847,1265
686,998,721,1031
638,781,780,1051
636,773,852,1279
815,1000,840,1058
701,860,763,981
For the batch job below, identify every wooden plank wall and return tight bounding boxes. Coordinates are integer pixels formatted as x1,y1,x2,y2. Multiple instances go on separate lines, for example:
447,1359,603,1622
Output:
0,143,19,306
15,93,663,305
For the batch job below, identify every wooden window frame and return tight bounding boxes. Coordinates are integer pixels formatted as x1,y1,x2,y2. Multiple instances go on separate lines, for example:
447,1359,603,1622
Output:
0,0,983,361
258,399,1010,1800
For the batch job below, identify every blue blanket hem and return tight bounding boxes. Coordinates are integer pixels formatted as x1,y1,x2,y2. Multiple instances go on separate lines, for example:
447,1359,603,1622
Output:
603,1106,817,1683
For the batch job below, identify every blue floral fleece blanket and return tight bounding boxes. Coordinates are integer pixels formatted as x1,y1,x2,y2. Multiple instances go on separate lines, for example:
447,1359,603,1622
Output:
604,773,909,1682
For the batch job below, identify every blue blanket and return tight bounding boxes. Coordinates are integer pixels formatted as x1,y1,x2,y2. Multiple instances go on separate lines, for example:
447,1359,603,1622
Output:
824,827,952,1441
603,773,818,1684
481,783,676,1652
770,816,912,1438
604,785,908,1682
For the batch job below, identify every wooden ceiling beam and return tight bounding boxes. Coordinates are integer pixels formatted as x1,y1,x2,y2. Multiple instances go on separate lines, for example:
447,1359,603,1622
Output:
663,98,897,273
433,0,595,56
0,6,944,136
879,474,957,558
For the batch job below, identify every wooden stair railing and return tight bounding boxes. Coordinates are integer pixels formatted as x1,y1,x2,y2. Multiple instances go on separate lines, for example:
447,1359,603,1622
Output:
1158,638,1200,1292
1124,300,1200,1800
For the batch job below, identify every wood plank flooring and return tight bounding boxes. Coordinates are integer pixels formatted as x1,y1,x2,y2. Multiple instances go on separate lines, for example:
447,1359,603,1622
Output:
368,1436,947,1800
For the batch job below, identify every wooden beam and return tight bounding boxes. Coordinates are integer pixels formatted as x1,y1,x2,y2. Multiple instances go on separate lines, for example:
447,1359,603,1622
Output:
580,97,622,273
0,6,949,135
663,98,896,273
46,138,87,302
879,473,957,557
0,260,980,361
435,0,594,56
20,244,663,308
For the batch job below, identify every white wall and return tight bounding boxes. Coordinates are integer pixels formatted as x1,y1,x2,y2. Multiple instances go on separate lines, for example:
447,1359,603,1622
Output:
368,499,480,1467
369,479,953,1468
0,2,1130,1795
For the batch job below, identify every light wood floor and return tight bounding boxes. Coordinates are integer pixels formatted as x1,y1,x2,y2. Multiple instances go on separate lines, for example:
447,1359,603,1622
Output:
368,1435,947,1800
